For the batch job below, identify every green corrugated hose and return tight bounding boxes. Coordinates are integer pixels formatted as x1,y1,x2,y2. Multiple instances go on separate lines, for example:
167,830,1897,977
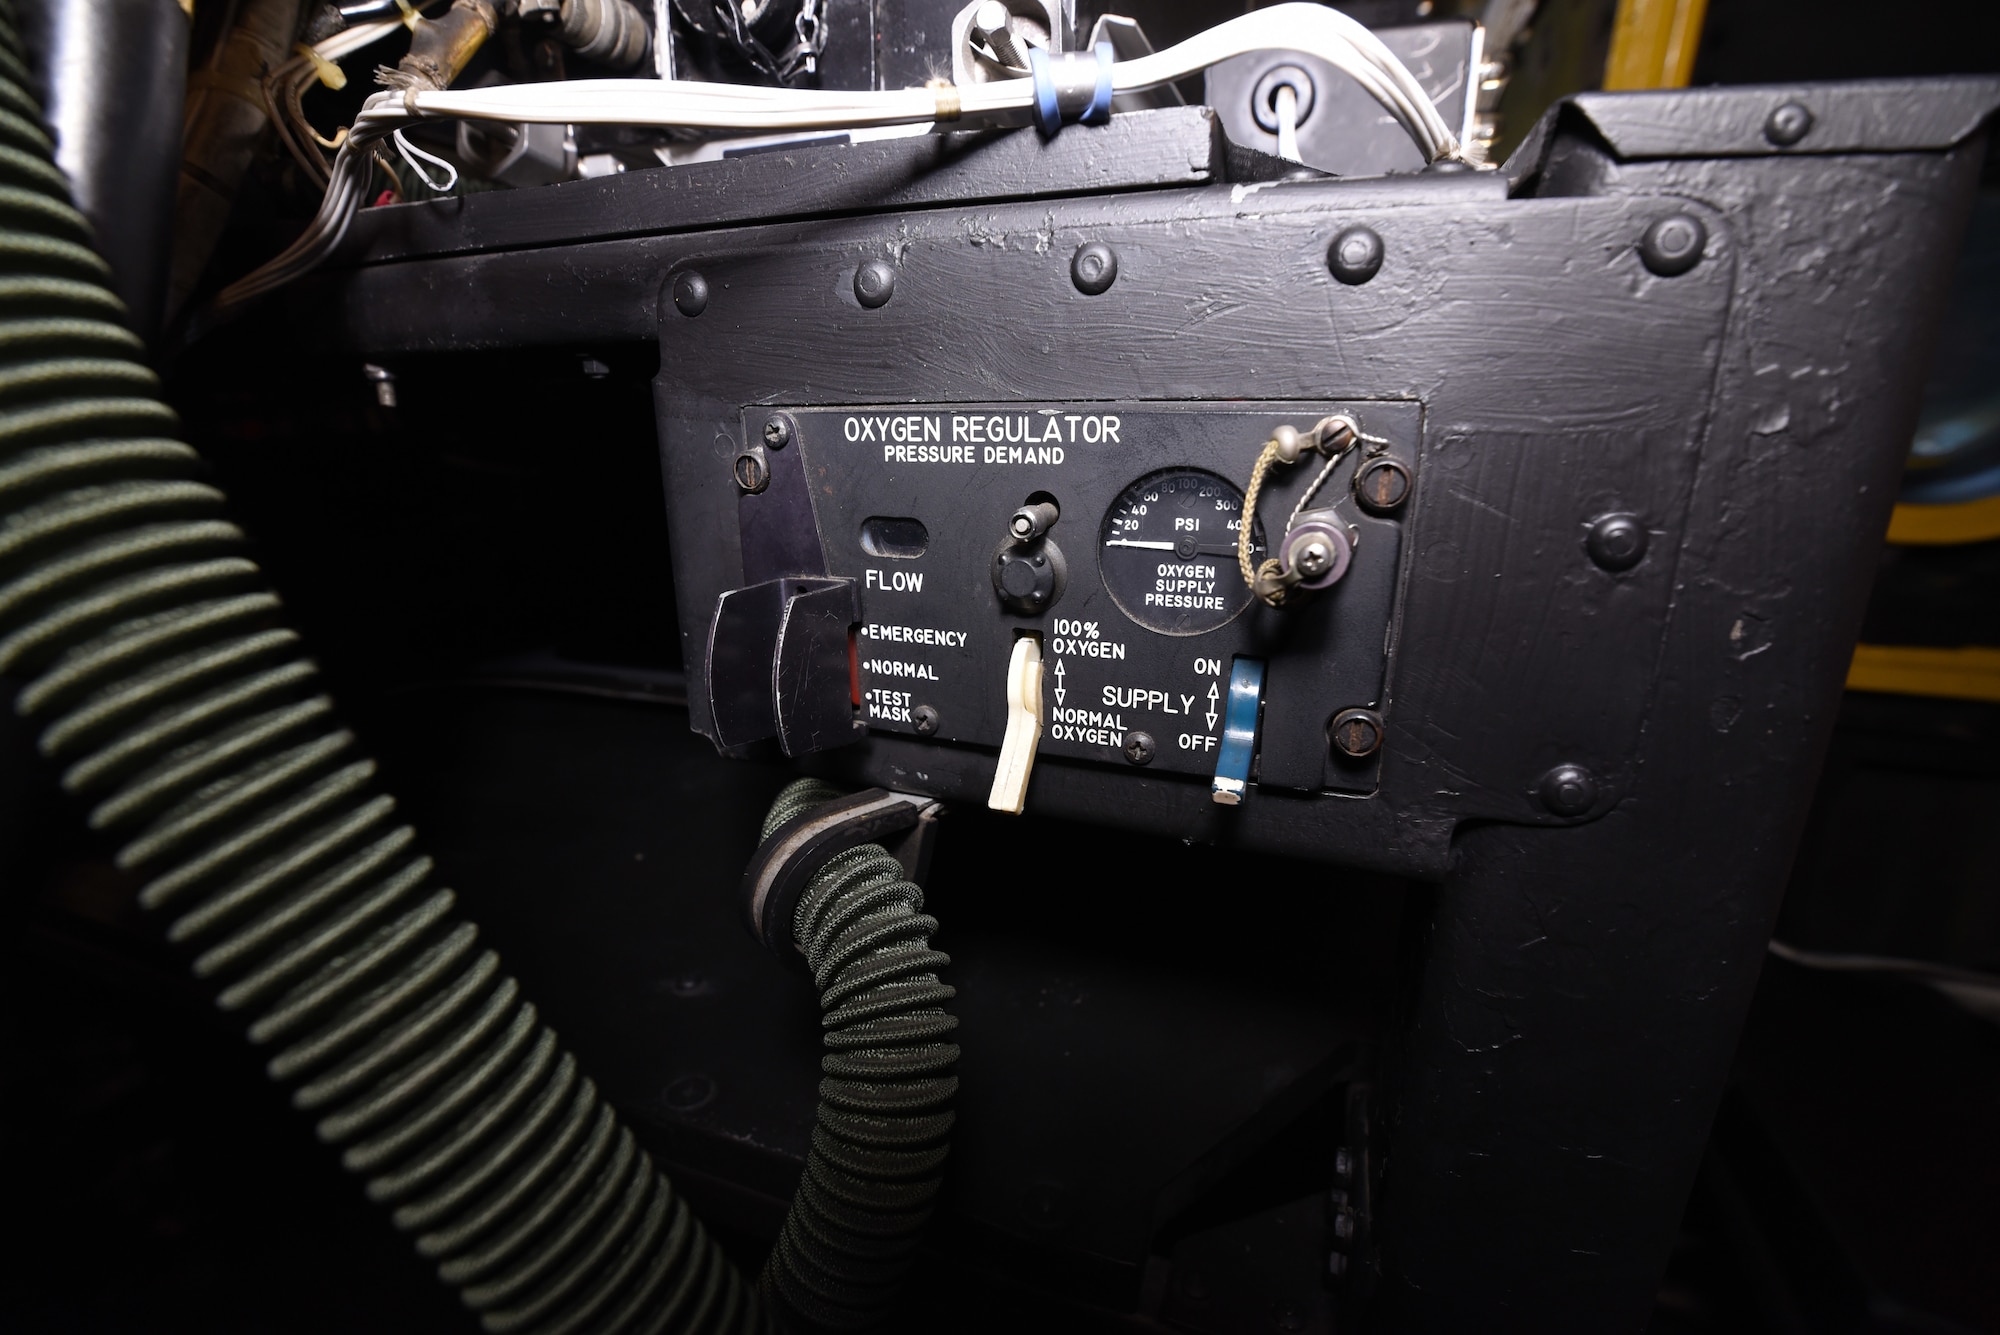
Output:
0,1,955,1327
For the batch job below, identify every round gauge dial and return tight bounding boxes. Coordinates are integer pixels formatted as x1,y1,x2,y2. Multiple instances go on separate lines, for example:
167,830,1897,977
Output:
1099,468,1264,635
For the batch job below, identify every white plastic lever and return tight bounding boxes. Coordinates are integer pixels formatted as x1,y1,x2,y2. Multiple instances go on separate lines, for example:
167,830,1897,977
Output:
987,633,1044,814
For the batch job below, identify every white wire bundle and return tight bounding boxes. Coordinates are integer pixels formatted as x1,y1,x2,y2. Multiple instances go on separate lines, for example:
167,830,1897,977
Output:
216,3,1462,312
318,15,408,61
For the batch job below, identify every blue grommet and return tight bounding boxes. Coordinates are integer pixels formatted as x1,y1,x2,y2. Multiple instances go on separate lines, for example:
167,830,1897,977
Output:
1082,40,1114,125
1028,46,1061,137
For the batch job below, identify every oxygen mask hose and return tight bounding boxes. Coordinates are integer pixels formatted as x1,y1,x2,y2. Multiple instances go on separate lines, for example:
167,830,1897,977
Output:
750,779,960,1331
0,2,954,1327
0,10,766,1325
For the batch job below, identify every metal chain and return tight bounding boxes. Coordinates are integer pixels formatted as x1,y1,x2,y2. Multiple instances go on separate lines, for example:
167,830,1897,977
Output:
1240,413,1390,608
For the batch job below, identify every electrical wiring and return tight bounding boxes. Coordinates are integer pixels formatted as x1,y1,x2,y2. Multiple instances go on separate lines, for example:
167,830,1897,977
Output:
216,2,1465,313
262,16,410,188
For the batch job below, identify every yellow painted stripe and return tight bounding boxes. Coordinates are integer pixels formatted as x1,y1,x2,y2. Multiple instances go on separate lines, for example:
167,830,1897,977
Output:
1603,0,1712,91
1887,495,2000,546
1848,644,2000,703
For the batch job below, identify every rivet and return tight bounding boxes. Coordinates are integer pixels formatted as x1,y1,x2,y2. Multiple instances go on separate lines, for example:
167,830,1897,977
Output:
854,259,897,308
672,271,709,316
1538,764,1598,818
1328,225,1384,285
1585,512,1648,571
662,1073,716,1111
1764,101,1813,147
1639,214,1706,277
1071,241,1118,295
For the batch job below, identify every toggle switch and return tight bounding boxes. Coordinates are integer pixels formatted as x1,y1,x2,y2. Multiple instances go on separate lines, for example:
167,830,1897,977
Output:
1211,656,1265,805
987,633,1044,814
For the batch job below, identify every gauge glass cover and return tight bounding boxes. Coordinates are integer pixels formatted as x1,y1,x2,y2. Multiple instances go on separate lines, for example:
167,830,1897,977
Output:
1099,468,1263,635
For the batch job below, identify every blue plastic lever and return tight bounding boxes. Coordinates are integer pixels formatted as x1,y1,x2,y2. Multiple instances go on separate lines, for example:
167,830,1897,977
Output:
1211,656,1265,806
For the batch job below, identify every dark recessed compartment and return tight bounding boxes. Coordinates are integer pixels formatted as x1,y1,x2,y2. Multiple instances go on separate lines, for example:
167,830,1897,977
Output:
860,515,929,559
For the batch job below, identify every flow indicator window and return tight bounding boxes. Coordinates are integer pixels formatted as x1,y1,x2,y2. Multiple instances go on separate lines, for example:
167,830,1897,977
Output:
1099,468,1264,635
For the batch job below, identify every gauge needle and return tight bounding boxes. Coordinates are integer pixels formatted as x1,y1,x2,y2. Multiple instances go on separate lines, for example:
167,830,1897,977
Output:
1103,540,1255,556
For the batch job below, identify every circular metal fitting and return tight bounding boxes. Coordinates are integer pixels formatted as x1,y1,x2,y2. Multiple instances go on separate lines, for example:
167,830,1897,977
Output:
1328,225,1384,285
854,259,897,308
1585,512,1648,571
913,704,939,735
1538,764,1598,817
1639,214,1706,277
672,270,709,316
1251,64,1316,133
1281,518,1353,590
733,446,769,494
992,538,1065,613
762,412,794,449
1329,708,1384,759
1071,242,1118,295
1353,457,1412,513
1123,730,1156,766
1764,101,1813,147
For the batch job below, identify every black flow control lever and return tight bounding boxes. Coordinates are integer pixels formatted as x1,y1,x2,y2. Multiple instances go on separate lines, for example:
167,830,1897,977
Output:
705,576,864,756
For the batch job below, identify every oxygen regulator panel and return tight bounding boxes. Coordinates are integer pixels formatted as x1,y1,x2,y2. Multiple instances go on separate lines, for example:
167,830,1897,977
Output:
714,399,1416,792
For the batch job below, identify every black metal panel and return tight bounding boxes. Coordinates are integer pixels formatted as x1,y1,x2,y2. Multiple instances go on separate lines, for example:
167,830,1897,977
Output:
302,81,2000,1330
1563,76,2000,160
1373,138,1993,1330
332,106,1228,267
647,177,1735,870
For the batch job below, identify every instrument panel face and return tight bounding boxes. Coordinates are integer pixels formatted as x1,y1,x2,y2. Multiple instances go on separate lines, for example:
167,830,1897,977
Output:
771,401,1420,794
1098,468,1263,636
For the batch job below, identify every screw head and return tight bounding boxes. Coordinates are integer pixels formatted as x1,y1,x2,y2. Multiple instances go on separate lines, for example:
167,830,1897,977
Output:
1071,242,1118,295
762,413,794,449
733,448,769,494
1538,764,1598,817
672,270,709,316
1354,457,1412,513
662,1073,716,1111
1329,225,1384,285
1334,1147,1354,1181
1639,214,1706,277
1585,512,1648,571
913,705,939,735
1123,730,1156,766
1765,101,1813,147
854,259,897,308
1330,708,1384,759
1295,539,1333,578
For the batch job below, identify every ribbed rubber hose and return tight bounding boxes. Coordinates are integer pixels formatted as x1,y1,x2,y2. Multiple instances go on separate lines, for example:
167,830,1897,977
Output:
755,780,959,1331
0,6,771,1330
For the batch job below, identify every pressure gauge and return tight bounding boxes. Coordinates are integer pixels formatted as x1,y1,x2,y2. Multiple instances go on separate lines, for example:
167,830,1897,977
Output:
1099,468,1264,635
